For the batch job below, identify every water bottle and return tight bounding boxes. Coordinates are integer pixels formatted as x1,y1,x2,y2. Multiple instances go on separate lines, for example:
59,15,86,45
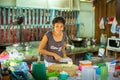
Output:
96,67,100,80
100,34,107,47
100,66,108,80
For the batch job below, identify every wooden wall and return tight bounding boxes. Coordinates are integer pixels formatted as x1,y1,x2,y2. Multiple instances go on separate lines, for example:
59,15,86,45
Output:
94,0,117,44
116,0,120,24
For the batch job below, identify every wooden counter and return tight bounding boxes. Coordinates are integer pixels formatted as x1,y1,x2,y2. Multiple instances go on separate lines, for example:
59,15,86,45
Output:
66,46,100,64
6,43,100,64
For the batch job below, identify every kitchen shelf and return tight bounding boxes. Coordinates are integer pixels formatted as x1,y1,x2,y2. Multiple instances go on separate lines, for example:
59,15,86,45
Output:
106,47,120,59
0,6,80,45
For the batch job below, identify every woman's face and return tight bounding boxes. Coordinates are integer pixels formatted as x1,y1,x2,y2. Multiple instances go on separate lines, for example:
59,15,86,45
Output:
53,22,64,34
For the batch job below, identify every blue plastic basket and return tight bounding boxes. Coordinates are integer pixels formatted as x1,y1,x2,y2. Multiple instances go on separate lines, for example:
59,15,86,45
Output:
10,71,27,80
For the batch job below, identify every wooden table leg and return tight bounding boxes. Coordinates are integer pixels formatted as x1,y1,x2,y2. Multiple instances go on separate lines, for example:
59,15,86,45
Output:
115,52,117,59
69,54,75,64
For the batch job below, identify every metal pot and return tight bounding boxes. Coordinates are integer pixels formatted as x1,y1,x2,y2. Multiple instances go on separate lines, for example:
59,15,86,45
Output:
71,38,83,47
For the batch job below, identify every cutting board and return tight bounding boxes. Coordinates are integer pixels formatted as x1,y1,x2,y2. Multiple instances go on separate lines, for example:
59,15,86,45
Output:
47,64,78,76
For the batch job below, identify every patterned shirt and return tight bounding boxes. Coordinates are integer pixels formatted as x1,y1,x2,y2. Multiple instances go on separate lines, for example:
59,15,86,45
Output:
44,31,67,63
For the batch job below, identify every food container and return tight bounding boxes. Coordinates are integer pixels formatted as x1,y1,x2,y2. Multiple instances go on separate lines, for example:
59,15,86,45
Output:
79,60,92,66
106,62,116,73
46,72,59,78
48,77,59,80
59,71,69,80
82,66,96,80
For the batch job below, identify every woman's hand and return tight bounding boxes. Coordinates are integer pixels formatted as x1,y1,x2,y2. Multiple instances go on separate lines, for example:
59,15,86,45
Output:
63,54,67,58
53,54,62,61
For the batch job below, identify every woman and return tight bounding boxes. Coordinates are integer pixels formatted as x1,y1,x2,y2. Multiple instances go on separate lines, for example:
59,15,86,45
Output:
38,16,68,67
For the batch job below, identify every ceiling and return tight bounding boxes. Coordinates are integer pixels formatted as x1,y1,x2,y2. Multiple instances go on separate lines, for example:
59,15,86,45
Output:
80,0,94,2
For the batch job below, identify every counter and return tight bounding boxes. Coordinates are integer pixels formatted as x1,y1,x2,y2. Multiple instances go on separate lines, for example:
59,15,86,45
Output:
66,46,100,64
6,42,100,64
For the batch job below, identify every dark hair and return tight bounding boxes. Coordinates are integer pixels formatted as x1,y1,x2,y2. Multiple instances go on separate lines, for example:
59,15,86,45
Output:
52,16,66,25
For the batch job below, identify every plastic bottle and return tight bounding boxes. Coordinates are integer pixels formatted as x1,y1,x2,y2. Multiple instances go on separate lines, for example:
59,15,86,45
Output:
100,66,108,80
100,33,107,47
96,67,100,80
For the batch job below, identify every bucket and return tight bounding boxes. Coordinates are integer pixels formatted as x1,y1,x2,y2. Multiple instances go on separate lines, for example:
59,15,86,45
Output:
32,61,47,80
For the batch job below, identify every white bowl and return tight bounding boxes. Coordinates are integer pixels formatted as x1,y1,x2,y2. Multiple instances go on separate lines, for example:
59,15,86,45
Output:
48,77,59,80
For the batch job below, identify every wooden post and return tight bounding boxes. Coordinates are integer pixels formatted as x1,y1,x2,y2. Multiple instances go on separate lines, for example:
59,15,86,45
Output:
116,0,120,24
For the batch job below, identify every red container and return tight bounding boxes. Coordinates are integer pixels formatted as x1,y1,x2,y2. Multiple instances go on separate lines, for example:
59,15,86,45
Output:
115,65,120,70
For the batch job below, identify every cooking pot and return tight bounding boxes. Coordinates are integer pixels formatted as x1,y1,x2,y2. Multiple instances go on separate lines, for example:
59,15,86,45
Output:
71,38,83,47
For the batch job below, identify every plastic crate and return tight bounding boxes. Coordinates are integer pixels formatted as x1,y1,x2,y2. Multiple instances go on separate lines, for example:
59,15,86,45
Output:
11,62,29,75
10,71,27,80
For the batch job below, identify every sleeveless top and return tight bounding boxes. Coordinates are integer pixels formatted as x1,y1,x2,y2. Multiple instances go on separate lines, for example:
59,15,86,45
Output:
44,31,67,63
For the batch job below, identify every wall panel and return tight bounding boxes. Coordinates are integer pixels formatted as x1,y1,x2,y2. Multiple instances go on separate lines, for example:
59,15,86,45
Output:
94,0,116,44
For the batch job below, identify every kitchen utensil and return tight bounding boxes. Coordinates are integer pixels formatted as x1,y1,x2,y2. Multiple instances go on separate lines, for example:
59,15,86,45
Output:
47,64,78,76
59,71,69,80
71,38,83,47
